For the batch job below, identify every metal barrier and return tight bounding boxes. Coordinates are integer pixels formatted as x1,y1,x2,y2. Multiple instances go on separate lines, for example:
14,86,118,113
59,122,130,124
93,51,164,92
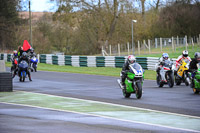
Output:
1,53,178,70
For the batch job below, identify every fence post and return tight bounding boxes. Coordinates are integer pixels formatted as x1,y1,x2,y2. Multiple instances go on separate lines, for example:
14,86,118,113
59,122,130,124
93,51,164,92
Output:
155,38,157,48
185,35,187,51
199,34,200,46
174,37,176,52
102,46,104,56
148,39,151,54
160,38,162,52
109,45,111,56
127,42,130,55
177,36,179,47
172,37,174,52
138,41,140,55
118,43,120,56
192,38,194,52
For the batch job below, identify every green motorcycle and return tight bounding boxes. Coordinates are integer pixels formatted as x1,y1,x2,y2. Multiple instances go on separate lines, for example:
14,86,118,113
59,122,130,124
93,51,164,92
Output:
117,63,144,99
192,63,200,94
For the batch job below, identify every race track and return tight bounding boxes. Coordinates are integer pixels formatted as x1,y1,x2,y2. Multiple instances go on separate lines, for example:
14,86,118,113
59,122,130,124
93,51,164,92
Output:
0,70,200,133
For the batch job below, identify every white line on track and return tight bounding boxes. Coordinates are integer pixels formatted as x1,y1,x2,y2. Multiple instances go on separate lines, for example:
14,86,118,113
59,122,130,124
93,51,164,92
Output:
15,90,200,119
0,101,199,133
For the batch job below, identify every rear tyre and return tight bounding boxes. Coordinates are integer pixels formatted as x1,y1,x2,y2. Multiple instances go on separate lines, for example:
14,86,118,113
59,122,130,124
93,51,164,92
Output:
122,87,131,98
193,88,199,94
175,75,181,85
157,74,164,87
11,67,15,78
168,73,174,88
135,82,142,99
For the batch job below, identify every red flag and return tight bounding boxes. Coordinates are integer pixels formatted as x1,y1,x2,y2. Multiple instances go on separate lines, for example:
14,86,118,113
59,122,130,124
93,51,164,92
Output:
22,40,31,51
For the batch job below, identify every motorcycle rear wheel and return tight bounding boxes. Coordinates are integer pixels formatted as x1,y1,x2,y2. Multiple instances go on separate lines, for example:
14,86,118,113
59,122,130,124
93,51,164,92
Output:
193,88,199,94
175,75,181,85
122,88,131,98
157,74,164,87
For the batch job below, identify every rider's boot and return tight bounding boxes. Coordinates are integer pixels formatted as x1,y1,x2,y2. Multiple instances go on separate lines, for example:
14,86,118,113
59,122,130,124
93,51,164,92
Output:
28,73,32,81
190,79,194,88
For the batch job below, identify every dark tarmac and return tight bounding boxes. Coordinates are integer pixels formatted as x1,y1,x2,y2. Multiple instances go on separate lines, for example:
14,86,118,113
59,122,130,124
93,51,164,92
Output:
0,70,200,132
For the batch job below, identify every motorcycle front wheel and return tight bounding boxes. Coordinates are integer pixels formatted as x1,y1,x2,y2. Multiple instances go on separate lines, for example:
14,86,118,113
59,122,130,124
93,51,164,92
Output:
167,73,174,88
135,82,142,99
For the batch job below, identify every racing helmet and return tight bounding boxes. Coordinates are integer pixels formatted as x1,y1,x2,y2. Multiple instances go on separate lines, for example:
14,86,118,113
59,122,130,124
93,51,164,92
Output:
128,55,136,64
182,50,188,57
30,48,34,53
13,50,17,57
22,52,27,58
162,53,169,60
194,52,200,63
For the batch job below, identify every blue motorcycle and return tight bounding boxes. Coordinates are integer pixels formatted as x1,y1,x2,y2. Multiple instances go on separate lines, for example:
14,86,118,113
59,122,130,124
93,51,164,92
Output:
18,60,29,82
30,56,38,72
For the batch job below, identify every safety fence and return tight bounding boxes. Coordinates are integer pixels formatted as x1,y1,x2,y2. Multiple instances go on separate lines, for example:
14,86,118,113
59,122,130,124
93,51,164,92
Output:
0,53,176,70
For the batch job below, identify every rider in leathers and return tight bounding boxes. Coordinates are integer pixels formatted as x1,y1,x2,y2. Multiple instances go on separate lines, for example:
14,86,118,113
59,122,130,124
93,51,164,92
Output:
121,55,136,88
13,52,32,81
189,52,200,88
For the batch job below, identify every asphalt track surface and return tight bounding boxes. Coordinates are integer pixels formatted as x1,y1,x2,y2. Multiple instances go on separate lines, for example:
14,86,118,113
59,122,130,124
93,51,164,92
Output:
1,70,200,133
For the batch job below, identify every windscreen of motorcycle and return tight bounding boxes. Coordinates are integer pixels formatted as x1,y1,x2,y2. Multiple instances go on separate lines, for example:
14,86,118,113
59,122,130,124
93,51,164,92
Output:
19,60,28,69
129,63,143,75
163,60,172,68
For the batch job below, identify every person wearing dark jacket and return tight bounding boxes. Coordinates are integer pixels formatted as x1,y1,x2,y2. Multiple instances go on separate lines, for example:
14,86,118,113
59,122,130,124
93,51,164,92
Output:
13,52,32,81
121,55,136,88
189,52,200,88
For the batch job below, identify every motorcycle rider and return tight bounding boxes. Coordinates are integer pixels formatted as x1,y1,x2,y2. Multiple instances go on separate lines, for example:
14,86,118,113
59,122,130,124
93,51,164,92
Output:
29,48,37,71
121,55,136,88
156,53,170,74
11,50,18,66
29,48,36,58
189,52,200,88
13,52,32,81
17,46,24,57
175,50,191,71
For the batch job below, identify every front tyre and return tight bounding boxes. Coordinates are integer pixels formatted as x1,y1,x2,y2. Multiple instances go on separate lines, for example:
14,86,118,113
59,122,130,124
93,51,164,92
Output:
193,88,199,94
135,82,142,99
168,73,174,88
22,72,26,82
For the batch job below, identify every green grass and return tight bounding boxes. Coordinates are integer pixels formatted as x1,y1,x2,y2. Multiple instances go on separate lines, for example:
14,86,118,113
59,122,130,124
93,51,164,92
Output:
5,62,156,80
136,45,199,58
109,44,200,58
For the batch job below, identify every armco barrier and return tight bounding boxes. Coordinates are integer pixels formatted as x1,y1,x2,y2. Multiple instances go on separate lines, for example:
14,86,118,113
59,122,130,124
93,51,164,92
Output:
72,56,79,67
96,56,105,67
52,55,58,65
7,54,11,62
40,54,46,63
1,53,173,70
80,56,87,67
65,55,72,66
115,56,125,68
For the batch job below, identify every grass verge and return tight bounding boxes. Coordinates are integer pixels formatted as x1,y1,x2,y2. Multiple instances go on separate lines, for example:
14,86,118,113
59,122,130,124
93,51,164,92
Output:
5,62,156,80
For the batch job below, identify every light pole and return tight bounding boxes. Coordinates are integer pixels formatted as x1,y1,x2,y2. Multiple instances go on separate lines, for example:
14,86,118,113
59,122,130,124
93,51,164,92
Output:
29,0,32,47
132,20,137,55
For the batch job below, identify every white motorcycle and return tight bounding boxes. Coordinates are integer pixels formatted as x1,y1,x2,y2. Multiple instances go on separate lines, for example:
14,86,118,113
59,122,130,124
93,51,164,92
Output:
156,60,175,88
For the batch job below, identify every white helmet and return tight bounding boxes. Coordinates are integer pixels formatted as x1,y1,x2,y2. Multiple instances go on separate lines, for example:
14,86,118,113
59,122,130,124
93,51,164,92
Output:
182,50,188,57
128,55,136,64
